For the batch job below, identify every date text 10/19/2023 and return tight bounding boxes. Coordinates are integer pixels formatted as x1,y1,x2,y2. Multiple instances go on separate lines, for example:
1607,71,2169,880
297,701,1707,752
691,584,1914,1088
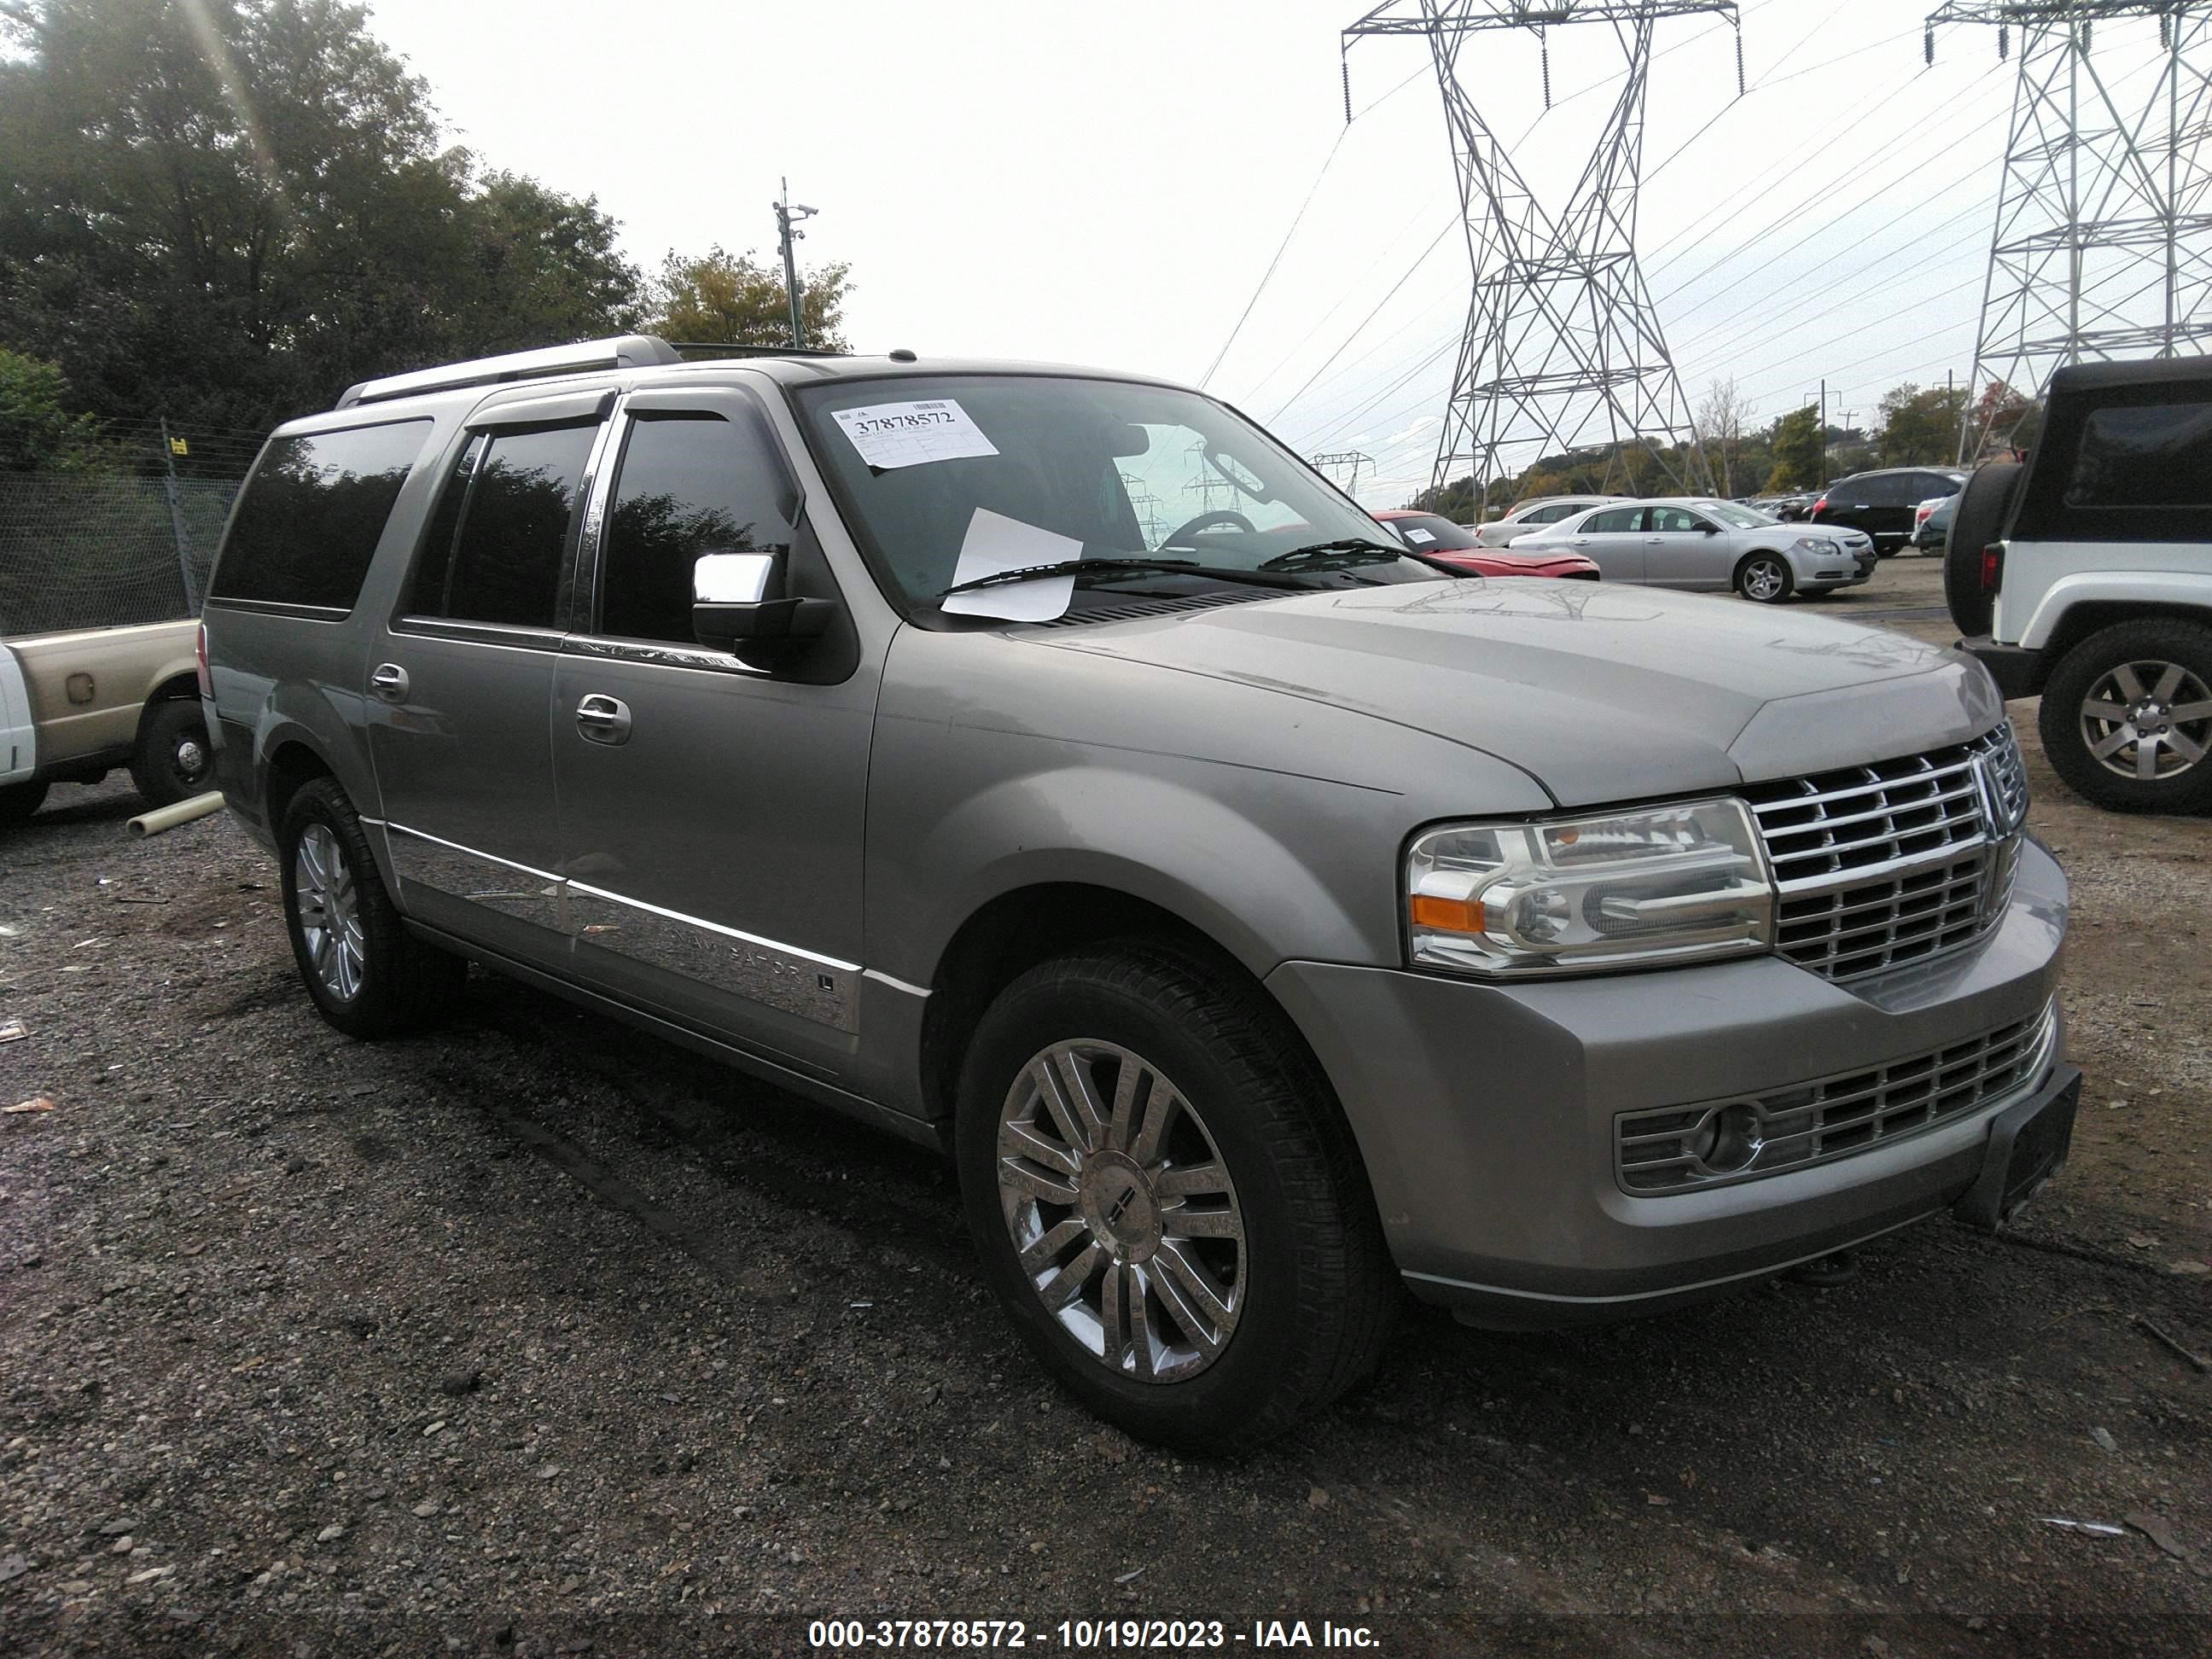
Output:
807,1619,1381,1650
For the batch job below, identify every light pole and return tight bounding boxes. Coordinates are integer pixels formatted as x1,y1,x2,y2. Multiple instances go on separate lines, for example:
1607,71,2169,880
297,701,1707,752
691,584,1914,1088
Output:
772,178,818,350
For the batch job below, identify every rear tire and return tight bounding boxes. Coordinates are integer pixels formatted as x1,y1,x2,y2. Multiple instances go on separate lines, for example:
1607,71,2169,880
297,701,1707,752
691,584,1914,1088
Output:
1943,463,2023,637
2037,621,2212,814
1736,552,1795,604
955,940,1398,1453
279,777,468,1037
0,780,49,828
130,699,215,807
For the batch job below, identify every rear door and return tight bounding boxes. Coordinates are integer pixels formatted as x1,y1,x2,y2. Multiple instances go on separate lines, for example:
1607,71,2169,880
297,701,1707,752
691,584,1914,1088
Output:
1561,505,1647,580
367,392,607,966
551,387,878,1074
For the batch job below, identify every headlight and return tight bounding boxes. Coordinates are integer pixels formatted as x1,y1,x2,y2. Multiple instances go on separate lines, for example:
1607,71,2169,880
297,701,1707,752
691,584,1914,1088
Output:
1405,798,1774,977
1792,536,1828,554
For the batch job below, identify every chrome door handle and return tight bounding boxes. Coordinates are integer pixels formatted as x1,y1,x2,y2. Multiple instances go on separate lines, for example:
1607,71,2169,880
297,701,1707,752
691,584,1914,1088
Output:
575,693,632,745
369,662,409,701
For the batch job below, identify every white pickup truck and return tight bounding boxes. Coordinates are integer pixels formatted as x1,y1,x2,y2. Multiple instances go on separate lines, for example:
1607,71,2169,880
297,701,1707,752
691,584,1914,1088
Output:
0,619,212,827
1949,356,2212,814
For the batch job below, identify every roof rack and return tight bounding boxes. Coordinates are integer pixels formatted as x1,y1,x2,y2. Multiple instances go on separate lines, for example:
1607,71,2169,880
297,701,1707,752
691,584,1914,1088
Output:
662,341,851,359
334,335,686,410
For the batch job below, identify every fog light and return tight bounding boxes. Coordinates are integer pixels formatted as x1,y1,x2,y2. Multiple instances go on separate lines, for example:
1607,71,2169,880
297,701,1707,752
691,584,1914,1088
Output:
1691,1102,1765,1173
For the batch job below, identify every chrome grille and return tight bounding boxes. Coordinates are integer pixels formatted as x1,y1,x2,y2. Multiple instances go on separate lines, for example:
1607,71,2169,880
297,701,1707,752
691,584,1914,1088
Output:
1616,999,2058,1193
1745,725,2025,981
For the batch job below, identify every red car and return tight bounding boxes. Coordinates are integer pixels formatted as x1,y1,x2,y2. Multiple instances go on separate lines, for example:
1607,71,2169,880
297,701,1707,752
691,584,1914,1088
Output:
1371,509,1601,579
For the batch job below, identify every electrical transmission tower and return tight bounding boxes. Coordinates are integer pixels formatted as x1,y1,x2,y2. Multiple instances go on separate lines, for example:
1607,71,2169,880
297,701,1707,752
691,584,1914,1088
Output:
1929,3,2212,458
1309,450,1377,494
1342,2,1735,500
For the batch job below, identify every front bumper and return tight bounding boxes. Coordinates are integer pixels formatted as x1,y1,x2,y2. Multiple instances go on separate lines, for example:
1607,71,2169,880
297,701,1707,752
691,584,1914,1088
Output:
1265,839,2069,1328
1791,544,1877,590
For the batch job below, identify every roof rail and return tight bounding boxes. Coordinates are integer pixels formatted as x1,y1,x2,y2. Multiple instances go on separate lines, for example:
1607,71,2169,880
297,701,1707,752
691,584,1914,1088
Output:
334,335,686,410
662,341,851,359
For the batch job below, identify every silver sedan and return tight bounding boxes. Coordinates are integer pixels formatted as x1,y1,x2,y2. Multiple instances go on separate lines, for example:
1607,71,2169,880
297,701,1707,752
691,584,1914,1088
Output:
1509,498,1877,602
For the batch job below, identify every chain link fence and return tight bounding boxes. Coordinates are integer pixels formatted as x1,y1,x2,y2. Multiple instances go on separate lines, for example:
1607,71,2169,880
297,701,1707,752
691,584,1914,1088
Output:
0,473,240,637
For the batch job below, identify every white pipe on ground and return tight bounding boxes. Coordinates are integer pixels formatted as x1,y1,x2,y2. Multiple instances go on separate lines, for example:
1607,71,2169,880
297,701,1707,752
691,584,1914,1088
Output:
128,791,226,839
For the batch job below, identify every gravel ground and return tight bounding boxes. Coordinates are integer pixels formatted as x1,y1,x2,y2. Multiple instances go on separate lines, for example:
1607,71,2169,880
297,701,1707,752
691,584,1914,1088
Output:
3,557,2209,1656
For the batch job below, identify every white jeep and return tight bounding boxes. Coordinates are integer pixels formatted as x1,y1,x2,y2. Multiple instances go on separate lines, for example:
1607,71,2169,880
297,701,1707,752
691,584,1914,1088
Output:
1950,356,2212,813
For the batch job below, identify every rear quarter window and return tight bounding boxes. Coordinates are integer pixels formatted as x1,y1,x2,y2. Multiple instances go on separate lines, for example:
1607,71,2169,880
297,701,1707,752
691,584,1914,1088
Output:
210,419,433,609
2066,402,2212,508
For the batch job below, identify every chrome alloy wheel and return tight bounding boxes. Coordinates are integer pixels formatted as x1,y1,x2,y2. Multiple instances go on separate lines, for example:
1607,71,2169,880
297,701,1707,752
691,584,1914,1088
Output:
996,1040,1244,1383
172,736,209,788
293,823,366,1000
1742,557,1787,602
2080,660,2212,782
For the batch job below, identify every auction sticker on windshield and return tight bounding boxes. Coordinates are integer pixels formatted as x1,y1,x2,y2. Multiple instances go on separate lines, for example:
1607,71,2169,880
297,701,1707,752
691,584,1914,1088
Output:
831,399,999,469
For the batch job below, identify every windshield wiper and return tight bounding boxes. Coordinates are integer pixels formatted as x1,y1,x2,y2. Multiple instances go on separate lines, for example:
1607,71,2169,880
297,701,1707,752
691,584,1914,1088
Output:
1257,538,1412,572
940,557,1311,598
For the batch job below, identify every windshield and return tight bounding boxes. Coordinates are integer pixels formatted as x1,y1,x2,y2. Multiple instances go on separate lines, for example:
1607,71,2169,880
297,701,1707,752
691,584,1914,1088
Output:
1381,512,1481,550
791,375,1437,615
1697,501,1775,528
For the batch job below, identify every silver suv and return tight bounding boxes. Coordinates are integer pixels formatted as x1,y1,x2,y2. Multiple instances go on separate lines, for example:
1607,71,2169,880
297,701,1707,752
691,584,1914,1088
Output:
202,336,2080,1451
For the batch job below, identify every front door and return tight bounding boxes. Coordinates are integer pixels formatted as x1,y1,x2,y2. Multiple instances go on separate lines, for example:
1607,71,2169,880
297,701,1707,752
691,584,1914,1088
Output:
368,402,605,966
551,389,878,1074
1641,504,1725,588
1563,504,1647,581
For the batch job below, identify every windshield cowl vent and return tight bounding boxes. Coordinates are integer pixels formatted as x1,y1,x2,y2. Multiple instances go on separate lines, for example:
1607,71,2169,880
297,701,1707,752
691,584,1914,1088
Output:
1026,591,1276,630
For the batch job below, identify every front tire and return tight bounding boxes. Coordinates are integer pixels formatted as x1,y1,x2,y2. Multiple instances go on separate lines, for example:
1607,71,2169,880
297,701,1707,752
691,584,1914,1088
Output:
1736,552,1795,604
130,699,215,807
2038,622,2212,814
955,942,1397,1453
279,777,468,1036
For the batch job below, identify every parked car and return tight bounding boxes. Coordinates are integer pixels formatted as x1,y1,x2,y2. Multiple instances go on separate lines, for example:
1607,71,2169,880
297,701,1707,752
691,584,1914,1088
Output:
1510,498,1877,602
1807,467,1968,555
1470,493,1627,547
1753,492,1817,521
204,335,2076,1451
1912,491,1958,552
1371,509,1600,579
1950,354,2212,813
0,619,212,826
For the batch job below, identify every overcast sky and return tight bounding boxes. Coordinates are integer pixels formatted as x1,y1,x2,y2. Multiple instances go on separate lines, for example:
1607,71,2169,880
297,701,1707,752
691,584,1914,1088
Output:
359,0,2154,504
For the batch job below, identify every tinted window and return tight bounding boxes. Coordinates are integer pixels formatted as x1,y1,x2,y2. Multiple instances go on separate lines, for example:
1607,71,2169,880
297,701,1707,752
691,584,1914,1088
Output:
408,422,597,628
1914,471,1965,498
1648,506,1710,532
1583,507,1640,533
1848,473,1918,508
211,420,431,608
599,412,799,644
2066,403,2212,507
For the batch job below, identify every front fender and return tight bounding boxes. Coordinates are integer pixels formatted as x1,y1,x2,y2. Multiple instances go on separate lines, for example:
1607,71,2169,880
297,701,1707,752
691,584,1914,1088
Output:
874,757,1403,991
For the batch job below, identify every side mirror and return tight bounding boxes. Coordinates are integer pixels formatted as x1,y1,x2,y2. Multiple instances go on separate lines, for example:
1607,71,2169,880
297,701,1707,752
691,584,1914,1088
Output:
693,549,836,664
1703,524,1720,534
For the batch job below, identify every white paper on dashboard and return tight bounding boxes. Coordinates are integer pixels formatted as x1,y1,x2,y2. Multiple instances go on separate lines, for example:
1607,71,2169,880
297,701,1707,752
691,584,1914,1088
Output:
831,399,1000,470
940,509,1081,620
1402,527,1435,544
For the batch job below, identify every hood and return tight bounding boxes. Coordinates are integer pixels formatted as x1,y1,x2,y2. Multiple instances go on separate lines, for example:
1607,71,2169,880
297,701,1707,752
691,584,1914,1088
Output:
1029,579,2000,806
1428,548,1595,578
1794,521,1873,545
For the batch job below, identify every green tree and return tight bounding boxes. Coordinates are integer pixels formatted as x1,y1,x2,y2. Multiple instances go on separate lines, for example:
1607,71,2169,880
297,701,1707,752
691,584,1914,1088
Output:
0,0,645,430
1877,381,1969,466
644,246,853,350
1764,405,1824,491
0,348,108,470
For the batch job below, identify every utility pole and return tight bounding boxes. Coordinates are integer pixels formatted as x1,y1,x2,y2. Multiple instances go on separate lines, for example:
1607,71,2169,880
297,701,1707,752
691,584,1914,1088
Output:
1819,380,1829,487
157,417,199,613
771,178,818,351
1342,2,1741,500
1928,3,2212,459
